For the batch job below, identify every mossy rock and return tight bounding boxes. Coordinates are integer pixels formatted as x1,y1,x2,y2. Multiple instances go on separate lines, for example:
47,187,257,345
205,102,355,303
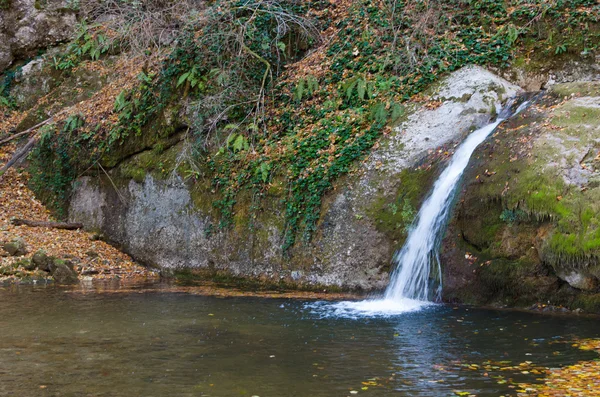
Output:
50,259,78,284
32,249,51,271
549,81,600,98
3,238,27,256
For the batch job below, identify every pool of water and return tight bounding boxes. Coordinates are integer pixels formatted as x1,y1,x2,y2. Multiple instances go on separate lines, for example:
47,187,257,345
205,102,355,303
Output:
0,286,598,397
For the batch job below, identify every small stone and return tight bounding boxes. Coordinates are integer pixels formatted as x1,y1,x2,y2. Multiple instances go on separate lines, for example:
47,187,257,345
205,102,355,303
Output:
89,233,104,241
3,238,27,256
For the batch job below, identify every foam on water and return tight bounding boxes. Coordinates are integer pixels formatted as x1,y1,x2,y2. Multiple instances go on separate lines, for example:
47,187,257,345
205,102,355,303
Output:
307,298,435,319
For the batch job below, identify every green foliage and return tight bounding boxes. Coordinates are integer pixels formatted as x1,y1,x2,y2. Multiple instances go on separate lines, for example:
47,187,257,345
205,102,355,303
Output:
342,76,373,102
555,44,568,55
176,65,207,92
29,124,77,218
0,69,18,111
294,75,318,102
0,0,10,10
227,133,250,153
109,70,158,143
52,23,112,71
62,114,85,133
29,113,100,218
202,0,600,251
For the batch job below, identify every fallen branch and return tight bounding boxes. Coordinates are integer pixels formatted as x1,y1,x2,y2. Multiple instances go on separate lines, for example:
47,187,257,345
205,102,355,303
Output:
0,116,58,146
0,136,37,179
11,218,84,230
0,111,69,179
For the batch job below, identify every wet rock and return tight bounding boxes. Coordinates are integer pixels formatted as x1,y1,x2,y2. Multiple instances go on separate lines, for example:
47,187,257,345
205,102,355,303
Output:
50,259,78,284
81,268,99,275
3,238,27,256
85,250,99,258
557,271,598,292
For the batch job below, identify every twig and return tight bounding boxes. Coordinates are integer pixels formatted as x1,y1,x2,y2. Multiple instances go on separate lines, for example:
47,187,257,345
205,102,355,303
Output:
97,162,126,204
0,136,37,179
0,115,59,146
11,218,84,230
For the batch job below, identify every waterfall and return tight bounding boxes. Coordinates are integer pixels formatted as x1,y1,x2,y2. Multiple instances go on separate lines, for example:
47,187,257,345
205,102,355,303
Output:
317,99,529,317
384,100,529,303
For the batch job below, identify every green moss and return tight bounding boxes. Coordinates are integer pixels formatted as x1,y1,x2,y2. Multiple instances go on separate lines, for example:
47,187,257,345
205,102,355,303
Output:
550,81,600,98
367,166,438,243
453,91,600,303
189,179,220,216
117,140,184,183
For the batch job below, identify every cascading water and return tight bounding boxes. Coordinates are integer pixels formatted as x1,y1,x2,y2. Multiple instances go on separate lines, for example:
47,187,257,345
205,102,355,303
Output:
313,99,530,318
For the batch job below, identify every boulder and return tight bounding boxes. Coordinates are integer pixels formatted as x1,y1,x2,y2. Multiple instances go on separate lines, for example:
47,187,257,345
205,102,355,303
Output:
50,259,78,284
31,250,52,271
0,0,77,73
69,65,520,291
21,258,37,271
3,238,27,256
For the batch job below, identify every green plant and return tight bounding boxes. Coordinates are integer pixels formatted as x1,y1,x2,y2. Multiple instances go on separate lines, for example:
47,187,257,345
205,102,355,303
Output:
0,68,18,111
62,114,85,133
294,75,318,102
28,124,76,218
52,23,112,71
555,44,568,55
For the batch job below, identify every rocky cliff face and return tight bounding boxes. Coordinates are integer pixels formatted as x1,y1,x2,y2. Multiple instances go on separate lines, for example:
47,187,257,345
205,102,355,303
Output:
69,66,519,290
0,0,76,73
441,81,600,311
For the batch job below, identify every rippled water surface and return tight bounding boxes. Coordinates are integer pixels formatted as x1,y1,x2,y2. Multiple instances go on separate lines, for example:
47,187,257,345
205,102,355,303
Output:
0,286,598,396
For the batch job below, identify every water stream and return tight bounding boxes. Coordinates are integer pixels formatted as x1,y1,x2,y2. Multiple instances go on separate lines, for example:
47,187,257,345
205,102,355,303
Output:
324,100,530,317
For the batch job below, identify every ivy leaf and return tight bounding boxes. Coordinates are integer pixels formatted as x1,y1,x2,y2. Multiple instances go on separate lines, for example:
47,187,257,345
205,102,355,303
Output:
177,72,190,88
391,103,405,123
295,79,305,102
357,79,366,100
233,134,247,152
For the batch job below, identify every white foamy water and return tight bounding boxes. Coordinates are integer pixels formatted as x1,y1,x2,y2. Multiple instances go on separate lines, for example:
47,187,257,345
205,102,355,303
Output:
315,100,529,317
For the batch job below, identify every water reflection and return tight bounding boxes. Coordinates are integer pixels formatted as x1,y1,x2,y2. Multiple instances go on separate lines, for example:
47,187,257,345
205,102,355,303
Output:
0,286,597,396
